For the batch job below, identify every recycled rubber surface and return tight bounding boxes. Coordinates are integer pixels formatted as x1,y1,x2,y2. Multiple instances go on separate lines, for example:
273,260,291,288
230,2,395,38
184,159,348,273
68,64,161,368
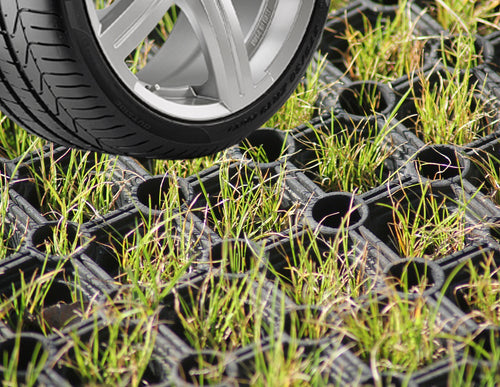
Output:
1,1,500,385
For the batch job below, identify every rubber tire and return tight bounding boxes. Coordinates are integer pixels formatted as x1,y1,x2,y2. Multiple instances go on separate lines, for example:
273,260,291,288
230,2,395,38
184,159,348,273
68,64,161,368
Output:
0,0,330,159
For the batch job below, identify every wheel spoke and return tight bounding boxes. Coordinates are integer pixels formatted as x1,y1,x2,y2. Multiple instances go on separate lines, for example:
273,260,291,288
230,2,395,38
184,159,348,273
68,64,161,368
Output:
86,0,316,121
98,0,174,60
180,0,253,110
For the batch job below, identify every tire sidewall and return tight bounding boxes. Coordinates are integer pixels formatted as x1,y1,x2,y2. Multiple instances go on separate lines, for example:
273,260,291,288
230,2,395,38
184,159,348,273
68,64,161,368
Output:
59,0,329,149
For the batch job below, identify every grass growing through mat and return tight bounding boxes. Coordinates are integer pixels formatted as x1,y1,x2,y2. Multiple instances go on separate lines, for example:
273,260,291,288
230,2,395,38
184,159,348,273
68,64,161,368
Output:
0,1,499,383
454,252,500,325
412,73,495,145
105,179,202,289
195,163,300,241
448,352,500,387
176,352,230,386
330,0,349,12
109,212,200,288
302,120,395,193
238,135,291,166
284,306,338,342
58,309,158,386
23,148,119,223
470,152,500,205
337,292,448,375
272,229,370,309
336,0,429,82
382,185,470,260
144,154,222,180
428,0,500,35
240,336,333,386
0,115,46,159
437,34,484,69
301,86,410,193
0,259,89,336
1,334,49,387
31,221,88,258
171,271,270,352
411,46,497,145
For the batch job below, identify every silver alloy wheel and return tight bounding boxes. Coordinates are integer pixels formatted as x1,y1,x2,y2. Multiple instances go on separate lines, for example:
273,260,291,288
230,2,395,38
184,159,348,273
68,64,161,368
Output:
85,0,315,121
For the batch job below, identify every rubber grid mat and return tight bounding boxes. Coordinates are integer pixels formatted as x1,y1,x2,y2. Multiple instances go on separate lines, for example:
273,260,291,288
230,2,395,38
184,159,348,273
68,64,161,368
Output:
1,0,500,385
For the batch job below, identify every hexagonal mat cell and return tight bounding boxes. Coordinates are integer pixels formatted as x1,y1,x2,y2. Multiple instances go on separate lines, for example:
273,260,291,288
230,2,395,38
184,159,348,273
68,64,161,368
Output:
384,258,445,298
267,234,332,282
399,69,499,146
85,208,204,283
0,334,51,382
337,82,394,118
335,295,451,376
418,1,500,36
30,221,87,257
446,249,500,326
411,145,469,182
0,256,91,334
133,175,191,213
56,318,158,385
319,2,436,82
266,230,371,307
292,118,399,193
160,274,274,352
11,148,120,223
188,163,300,241
364,183,482,261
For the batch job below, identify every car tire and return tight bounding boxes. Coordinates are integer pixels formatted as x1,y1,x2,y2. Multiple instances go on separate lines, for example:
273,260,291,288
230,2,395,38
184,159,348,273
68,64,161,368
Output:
0,0,329,158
